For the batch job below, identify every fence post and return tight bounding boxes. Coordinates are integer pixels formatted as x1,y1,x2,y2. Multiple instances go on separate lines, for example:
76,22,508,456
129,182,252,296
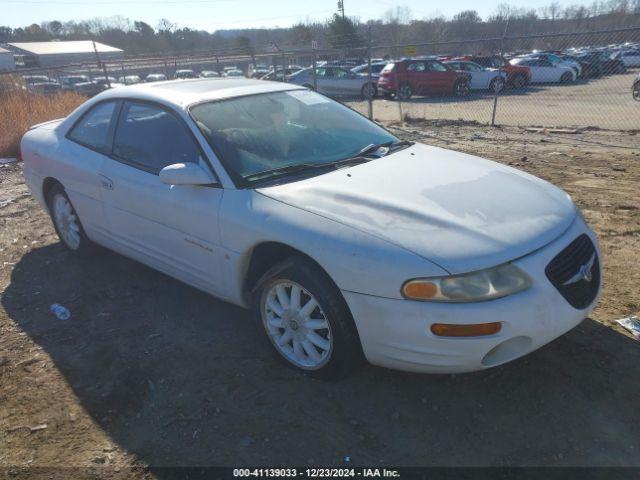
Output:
281,52,286,83
93,40,110,88
491,20,509,127
367,25,373,120
312,43,317,91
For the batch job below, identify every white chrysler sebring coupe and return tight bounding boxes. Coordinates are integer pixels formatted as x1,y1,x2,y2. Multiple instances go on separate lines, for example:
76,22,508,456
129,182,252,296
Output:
21,79,601,378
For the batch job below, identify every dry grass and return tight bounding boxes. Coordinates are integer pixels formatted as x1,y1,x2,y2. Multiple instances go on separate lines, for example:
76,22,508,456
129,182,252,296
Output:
0,89,85,158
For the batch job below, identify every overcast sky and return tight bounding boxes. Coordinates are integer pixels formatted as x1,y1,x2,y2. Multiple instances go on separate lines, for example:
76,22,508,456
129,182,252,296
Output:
2,0,584,31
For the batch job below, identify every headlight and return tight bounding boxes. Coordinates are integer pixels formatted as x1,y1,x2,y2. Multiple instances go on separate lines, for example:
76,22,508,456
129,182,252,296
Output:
402,263,532,303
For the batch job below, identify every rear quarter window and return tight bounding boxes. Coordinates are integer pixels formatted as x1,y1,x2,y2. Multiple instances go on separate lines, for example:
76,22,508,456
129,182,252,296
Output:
67,101,118,154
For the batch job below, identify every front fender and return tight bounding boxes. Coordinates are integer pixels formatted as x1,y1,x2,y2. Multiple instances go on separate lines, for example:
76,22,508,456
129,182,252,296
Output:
219,190,448,303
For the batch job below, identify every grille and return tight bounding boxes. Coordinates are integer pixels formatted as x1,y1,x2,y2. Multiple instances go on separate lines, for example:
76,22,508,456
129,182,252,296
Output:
545,234,600,309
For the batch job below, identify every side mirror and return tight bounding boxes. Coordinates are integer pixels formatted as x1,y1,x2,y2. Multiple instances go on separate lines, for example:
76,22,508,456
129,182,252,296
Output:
159,163,214,186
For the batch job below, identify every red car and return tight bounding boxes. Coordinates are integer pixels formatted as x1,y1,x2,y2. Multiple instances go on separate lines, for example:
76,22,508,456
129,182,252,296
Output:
455,55,531,88
377,59,471,100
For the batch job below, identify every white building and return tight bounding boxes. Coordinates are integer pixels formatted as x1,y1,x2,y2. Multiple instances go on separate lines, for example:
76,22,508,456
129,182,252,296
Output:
6,40,123,68
0,47,16,71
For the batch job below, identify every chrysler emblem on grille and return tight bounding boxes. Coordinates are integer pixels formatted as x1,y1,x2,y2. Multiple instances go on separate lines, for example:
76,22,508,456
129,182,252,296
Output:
562,252,596,286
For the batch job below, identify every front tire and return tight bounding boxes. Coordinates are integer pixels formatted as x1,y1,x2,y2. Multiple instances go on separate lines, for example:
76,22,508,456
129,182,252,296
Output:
633,82,640,102
253,257,362,379
560,72,574,84
489,77,505,93
47,183,96,256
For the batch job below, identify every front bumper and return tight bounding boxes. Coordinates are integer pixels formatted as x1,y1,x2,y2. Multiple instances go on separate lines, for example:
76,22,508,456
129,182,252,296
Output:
342,216,601,374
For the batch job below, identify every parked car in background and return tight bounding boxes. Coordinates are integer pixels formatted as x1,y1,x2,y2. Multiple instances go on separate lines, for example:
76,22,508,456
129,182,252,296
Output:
520,53,582,77
21,79,601,378
455,55,530,88
28,82,61,96
633,73,640,101
287,66,377,98
118,75,142,86
443,60,506,92
175,69,198,79
249,64,270,78
60,75,91,92
574,51,626,76
377,59,471,100
22,75,52,86
200,70,220,78
93,76,122,90
618,49,640,67
146,73,168,82
350,62,390,84
223,69,245,77
261,67,301,81
509,58,576,83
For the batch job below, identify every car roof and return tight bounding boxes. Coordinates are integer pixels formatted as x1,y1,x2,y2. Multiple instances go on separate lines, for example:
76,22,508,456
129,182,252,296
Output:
94,78,306,109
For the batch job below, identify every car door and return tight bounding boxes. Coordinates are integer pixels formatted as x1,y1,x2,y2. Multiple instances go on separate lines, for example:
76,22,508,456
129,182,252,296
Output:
63,99,120,237
537,59,561,82
99,100,226,296
332,67,361,94
425,60,453,92
405,61,427,92
313,67,333,94
464,62,486,89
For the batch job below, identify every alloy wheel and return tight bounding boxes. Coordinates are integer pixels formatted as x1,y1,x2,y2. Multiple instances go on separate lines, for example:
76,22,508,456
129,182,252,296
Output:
261,280,333,369
52,193,81,250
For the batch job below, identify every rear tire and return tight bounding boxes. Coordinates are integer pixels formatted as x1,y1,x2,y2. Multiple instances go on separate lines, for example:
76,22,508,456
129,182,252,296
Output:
46,183,97,256
511,74,527,89
252,256,362,380
453,79,470,97
396,83,413,100
633,81,640,102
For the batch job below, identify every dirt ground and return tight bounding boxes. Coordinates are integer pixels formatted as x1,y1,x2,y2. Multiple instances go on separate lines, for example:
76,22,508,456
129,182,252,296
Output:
349,69,640,130
1,122,639,478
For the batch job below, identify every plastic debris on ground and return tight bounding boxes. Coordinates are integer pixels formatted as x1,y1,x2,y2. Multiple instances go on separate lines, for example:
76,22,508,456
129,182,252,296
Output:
616,316,640,340
50,303,71,320
0,158,18,165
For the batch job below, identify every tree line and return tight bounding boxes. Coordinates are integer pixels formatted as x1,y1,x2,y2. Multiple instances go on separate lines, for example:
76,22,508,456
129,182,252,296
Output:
0,0,639,58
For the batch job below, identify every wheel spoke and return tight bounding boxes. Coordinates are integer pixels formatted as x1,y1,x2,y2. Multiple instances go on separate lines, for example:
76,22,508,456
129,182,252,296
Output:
299,297,317,318
266,297,284,317
307,331,330,352
290,285,301,311
305,319,328,330
267,316,283,328
278,329,293,346
292,339,305,361
275,285,289,309
302,339,321,362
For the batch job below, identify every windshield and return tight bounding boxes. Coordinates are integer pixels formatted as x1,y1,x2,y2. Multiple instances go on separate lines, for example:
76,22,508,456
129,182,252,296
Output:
190,90,398,185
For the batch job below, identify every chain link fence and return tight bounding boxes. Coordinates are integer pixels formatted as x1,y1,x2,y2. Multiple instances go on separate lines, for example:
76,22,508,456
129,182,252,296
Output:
1,26,639,132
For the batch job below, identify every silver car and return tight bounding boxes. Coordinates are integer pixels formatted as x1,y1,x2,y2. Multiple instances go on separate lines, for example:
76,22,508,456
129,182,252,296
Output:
288,66,376,98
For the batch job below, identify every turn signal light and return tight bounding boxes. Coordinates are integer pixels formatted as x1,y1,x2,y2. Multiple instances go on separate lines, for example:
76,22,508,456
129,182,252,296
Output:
403,281,438,299
430,322,502,337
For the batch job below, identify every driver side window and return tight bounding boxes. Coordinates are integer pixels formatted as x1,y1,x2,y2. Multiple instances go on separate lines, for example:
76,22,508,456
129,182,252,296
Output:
113,102,201,174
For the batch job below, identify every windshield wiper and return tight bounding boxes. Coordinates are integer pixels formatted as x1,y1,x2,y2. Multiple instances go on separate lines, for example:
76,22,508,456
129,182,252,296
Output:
243,140,415,183
244,162,335,182
347,140,414,161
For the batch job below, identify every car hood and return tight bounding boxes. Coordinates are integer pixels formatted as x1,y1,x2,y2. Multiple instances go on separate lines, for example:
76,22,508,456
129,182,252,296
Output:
257,143,576,274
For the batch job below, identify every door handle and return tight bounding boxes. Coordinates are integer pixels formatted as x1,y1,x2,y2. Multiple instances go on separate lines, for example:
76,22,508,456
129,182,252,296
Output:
99,174,114,190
